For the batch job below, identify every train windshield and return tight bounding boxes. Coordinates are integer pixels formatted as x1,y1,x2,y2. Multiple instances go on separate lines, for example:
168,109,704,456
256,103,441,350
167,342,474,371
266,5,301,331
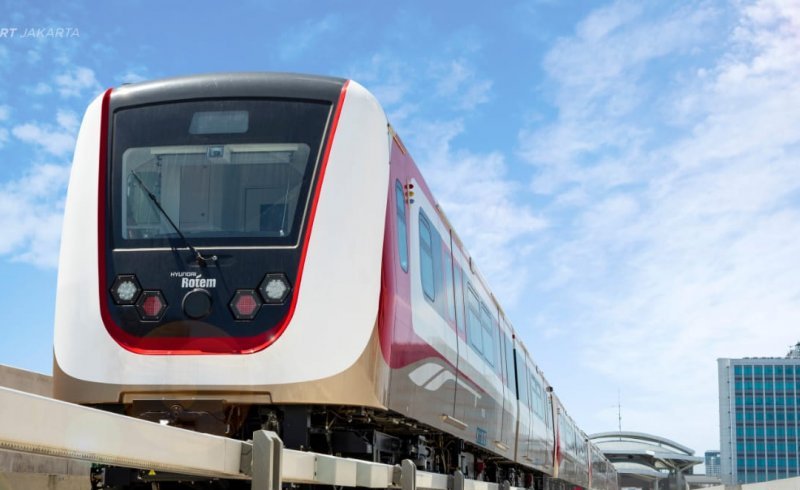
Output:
110,99,331,247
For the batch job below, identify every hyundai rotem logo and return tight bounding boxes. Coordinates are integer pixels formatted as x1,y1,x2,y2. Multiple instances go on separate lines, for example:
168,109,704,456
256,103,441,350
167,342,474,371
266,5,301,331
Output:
170,271,217,288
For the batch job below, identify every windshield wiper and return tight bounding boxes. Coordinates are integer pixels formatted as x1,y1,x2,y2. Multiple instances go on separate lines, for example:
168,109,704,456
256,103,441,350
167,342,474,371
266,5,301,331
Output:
129,171,217,266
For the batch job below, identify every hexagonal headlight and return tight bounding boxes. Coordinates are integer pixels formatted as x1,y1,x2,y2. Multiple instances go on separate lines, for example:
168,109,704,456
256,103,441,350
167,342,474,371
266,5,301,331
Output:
110,274,141,305
258,273,291,304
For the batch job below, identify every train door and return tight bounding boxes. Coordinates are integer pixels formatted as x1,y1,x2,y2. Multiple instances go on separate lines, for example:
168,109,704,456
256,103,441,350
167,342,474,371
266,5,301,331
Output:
407,199,460,432
386,137,412,411
497,316,517,457
514,344,534,465
449,246,480,445
453,276,487,444
544,389,555,471
444,231,461,423
529,372,549,470
478,301,504,458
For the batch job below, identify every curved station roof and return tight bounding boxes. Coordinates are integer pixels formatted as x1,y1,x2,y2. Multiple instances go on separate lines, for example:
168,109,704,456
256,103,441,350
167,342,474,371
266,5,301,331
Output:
590,432,704,487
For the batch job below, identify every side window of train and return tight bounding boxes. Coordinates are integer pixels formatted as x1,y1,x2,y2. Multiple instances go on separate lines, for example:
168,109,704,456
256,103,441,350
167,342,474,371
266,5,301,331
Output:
569,423,577,452
418,211,435,301
453,267,465,334
546,395,553,428
531,376,543,419
395,181,408,272
479,305,496,367
504,335,516,393
517,354,529,406
443,251,456,323
466,286,482,354
530,376,538,416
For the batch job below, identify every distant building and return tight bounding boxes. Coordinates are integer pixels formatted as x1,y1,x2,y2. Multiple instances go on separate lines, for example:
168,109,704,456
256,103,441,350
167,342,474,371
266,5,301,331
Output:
718,343,800,485
704,451,720,477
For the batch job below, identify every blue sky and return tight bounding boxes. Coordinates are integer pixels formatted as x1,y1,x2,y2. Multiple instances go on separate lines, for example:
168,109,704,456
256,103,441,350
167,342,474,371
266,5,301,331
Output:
2,0,799,461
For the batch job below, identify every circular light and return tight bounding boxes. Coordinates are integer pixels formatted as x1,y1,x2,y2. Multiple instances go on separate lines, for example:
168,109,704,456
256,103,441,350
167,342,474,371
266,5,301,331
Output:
182,289,212,319
264,279,288,301
116,281,138,302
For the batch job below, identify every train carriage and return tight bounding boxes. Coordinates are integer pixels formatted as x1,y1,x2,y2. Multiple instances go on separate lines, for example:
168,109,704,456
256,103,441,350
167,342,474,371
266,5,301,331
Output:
53,72,618,490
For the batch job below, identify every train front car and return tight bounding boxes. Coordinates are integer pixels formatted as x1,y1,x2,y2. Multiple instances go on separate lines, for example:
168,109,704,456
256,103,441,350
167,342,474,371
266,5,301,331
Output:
53,73,391,441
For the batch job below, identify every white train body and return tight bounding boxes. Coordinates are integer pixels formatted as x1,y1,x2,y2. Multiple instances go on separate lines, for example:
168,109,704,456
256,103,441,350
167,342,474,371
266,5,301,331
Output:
53,73,617,490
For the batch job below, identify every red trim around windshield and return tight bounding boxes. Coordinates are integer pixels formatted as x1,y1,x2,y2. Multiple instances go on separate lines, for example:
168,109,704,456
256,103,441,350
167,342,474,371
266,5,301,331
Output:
97,81,350,354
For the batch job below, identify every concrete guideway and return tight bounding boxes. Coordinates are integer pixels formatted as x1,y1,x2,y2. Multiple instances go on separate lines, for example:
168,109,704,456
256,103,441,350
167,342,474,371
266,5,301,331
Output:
0,384,523,490
0,365,90,489
705,475,800,490
0,385,245,480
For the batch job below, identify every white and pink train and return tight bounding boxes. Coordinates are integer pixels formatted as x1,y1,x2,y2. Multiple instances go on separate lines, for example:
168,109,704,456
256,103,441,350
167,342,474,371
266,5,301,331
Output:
53,73,617,490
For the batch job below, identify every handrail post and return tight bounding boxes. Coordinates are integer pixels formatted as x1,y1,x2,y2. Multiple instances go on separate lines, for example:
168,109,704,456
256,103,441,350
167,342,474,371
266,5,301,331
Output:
401,459,417,490
251,430,283,490
453,469,465,490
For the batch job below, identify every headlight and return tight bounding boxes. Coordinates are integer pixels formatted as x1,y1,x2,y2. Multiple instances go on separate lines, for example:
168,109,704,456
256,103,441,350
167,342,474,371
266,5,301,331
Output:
259,273,291,304
110,274,141,305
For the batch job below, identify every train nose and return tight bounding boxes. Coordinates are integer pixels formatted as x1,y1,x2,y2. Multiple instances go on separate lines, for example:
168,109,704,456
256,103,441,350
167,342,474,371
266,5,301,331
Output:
182,289,213,319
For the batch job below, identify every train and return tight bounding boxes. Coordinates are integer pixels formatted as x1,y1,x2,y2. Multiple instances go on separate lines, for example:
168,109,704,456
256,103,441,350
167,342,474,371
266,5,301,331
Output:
52,73,618,490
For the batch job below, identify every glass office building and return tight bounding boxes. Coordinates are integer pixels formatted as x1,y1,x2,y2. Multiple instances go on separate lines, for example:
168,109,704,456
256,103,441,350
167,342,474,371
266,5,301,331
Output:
719,343,800,484
705,450,721,477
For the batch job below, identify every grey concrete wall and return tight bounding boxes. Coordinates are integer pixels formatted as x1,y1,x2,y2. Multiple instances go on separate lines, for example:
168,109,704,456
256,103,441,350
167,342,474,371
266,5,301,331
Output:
704,476,800,490
0,473,89,490
0,450,90,476
1,365,91,489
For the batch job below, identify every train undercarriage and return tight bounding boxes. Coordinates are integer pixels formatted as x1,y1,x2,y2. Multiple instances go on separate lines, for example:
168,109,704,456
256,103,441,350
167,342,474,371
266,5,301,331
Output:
90,402,554,490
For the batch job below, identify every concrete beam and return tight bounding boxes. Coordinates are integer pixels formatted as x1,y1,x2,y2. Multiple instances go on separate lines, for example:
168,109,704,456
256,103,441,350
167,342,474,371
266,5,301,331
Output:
0,365,90,488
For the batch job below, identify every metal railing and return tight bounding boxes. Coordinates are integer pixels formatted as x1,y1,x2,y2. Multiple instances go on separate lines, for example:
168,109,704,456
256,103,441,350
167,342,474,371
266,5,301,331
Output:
0,385,523,490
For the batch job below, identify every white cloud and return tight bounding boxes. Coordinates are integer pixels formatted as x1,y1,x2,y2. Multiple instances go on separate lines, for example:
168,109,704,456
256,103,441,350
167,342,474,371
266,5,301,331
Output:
27,48,42,64
351,53,538,304
12,109,80,157
26,82,53,95
0,163,71,268
278,14,340,60
119,70,147,84
348,54,416,123
0,106,8,148
54,66,101,98
408,119,546,304
433,60,493,110
520,1,717,195
520,0,800,454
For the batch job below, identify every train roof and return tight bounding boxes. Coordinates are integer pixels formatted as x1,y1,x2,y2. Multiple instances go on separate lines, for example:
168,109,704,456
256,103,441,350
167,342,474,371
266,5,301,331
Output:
111,72,347,108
